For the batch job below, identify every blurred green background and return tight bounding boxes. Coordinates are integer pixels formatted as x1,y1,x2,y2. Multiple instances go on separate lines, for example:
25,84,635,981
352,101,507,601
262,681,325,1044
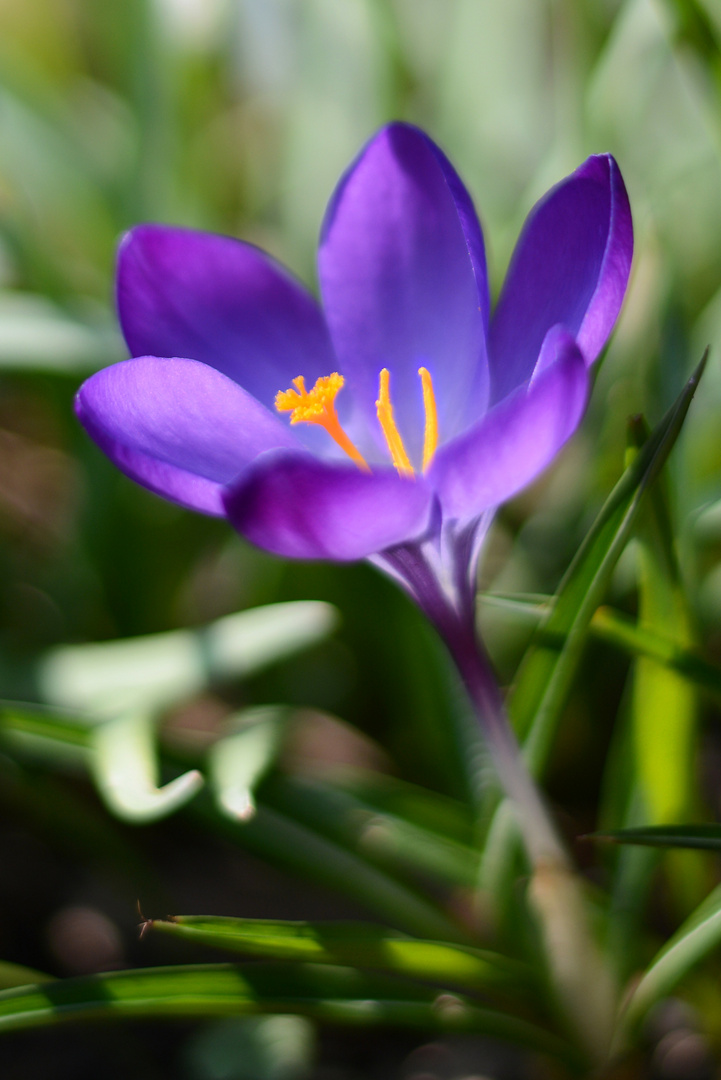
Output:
1,0,721,1076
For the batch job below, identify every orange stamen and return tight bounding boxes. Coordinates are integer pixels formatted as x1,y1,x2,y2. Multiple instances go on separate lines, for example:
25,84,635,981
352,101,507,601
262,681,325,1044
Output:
376,368,414,478
419,367,438,472
275,373,369,472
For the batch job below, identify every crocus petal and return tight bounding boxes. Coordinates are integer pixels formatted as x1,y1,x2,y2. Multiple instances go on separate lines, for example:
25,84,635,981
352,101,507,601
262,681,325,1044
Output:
488,154,632,402
224,452,432,561
318,122,490,464
117,225,337,409
430,330,588,521
76,356,299,516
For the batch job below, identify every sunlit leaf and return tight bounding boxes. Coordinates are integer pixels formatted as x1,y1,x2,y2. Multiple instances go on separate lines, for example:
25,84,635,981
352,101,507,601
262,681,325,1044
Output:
616,883,721,1042
0,701,465,936
209,706,290,822
0,293,122,370
38,601,338,717
91,710,203,823
150,916,531,995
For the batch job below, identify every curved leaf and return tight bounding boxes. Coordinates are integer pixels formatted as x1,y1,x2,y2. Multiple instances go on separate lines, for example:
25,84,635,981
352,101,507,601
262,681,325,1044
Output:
209,707,289,822
0,963,577,1063
617,884,721,1041
592,825,721,850
91,711,204,823
149,916,531,994
38,601,338,717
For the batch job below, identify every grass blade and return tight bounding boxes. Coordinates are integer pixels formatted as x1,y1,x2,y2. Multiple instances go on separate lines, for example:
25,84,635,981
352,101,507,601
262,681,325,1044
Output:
149,916,531,994
616,884,721,1043
592,825,721,850
0,963,577,1063
511,353,707,773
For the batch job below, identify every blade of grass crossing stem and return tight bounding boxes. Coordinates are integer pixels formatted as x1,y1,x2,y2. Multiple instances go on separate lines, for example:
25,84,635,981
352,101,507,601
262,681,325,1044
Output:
0,963,578,1063
615,883,721,1046
149,917,531,994
479,356,706,895
478,597,721,702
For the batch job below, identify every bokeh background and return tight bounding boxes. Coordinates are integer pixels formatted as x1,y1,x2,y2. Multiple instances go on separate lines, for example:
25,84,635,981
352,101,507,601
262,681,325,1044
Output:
1,1,721,1077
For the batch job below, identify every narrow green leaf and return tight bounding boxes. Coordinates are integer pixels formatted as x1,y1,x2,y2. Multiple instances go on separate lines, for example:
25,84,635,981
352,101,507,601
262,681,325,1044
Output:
617,883,721,1040
0,702,464,938
512,354,707,773
209,707,289,822
150,917,530,994
195,798,467,944
90,711,203,823
0,701,92,761
0,962,53,990
261,773,480,889
479,596,721,702
592,824,721,850
38,601,337,717
627,416,696,824
0,292,122,371
480,356,706,894
0,963,576,1062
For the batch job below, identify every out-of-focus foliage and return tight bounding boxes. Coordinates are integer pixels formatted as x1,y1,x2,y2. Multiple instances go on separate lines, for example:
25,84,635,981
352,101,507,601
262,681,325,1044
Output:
2,1,721,1077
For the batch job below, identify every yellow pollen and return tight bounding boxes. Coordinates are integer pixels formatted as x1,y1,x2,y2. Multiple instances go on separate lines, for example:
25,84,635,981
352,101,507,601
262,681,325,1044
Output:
274,373,369,471
419,367,438,472
376,368,414,478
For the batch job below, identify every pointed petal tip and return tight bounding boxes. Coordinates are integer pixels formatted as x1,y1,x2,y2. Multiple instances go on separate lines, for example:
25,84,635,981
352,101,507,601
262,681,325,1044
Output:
432,335,589,521
318,120,490,454
489,151,633,399
115,223,335,404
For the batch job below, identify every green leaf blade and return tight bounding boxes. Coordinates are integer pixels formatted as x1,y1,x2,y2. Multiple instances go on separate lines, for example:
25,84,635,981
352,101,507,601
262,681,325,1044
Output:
0,963,577,1063
150,916,531,993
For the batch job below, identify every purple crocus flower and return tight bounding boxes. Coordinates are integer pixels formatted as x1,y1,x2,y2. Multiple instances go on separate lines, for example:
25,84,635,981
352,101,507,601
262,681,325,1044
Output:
76,123,632,867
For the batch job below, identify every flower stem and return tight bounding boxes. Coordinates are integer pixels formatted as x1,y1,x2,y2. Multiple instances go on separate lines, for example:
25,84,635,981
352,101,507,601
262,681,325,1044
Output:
437,605,569,868
376,543,617,1063
437,604,617,1062
377,543,567,866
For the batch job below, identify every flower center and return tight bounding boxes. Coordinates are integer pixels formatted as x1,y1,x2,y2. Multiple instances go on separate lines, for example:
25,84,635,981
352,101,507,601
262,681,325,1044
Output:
275,368,438,477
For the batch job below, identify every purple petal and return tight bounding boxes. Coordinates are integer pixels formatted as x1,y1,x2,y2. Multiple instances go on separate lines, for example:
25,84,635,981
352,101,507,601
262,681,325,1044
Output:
489,154,632,402
224,452,432,561
117,225,337,410
76,356,300,516
318,122,490,465
430,330,588,520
